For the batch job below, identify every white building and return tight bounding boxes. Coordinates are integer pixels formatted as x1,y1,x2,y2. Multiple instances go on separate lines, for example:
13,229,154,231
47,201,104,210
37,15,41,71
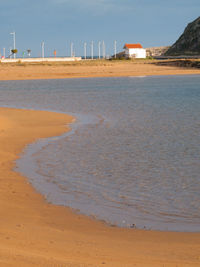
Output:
124,43,146,58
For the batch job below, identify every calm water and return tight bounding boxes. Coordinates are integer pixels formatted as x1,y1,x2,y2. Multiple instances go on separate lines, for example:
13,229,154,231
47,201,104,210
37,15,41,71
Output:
0,75,200,231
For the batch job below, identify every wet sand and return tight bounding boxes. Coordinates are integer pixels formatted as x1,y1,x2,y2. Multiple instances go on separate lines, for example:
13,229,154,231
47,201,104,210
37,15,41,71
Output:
0,59,200,81
0,107,200,266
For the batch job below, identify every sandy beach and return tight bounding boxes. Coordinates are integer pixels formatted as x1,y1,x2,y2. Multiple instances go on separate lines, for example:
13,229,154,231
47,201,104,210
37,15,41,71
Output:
0,107,199,266
0,59,200,81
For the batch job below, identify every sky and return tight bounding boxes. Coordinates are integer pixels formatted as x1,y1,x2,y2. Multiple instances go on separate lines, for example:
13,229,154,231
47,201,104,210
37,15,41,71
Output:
0,0,199,57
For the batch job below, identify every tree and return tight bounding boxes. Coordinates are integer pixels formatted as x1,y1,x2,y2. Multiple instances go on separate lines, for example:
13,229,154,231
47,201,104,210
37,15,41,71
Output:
11,49,18,55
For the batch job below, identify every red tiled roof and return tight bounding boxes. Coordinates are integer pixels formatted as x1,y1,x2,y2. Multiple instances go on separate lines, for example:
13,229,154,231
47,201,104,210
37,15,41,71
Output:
124,43,143,49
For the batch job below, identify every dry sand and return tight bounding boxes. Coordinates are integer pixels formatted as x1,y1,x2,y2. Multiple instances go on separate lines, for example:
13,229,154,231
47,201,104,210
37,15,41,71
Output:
0,59,200,80
0,107,200,267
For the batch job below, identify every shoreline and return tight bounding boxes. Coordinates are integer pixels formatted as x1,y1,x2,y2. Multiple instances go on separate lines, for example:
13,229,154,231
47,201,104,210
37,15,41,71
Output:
0,107,200,266
0,60,200,81
1,72,200,83
15,106,199,233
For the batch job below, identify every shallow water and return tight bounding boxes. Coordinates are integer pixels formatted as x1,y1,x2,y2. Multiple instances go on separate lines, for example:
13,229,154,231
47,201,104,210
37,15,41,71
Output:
0,75,200,231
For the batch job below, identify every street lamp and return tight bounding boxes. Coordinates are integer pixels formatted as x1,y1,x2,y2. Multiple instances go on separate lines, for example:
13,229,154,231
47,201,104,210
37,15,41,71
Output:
91,41,94,60
41,41,45,58
10,32,16,58
114,40,117,59
84,42,87,60
71,42,73,57
102,41,106,59
98,41,101,59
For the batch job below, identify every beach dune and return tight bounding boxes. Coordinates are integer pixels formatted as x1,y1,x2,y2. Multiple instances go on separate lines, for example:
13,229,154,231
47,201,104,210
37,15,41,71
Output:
0,107,200,266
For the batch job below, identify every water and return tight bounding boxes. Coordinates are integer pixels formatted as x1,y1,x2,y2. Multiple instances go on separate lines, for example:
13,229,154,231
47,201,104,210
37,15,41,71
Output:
0,75,200,231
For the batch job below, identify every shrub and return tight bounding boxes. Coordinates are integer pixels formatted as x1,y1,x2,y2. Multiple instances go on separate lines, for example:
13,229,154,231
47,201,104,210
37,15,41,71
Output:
11,49,18,54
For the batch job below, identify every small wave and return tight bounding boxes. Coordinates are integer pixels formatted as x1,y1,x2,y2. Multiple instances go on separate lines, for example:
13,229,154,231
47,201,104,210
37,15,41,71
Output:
128,76,147,78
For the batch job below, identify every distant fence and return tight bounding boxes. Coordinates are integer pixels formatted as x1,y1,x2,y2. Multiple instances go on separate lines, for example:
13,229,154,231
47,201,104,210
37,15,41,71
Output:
0,57,82,63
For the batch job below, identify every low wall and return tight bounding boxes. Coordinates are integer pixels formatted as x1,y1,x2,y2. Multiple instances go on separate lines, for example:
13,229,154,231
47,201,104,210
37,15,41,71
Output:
0,57,82,63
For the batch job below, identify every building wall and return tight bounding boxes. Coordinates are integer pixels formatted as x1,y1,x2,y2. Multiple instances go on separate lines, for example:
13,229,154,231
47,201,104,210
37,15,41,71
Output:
125,48,146,58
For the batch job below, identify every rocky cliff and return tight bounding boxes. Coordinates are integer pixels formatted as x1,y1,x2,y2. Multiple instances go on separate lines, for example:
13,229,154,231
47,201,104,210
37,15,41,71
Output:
146,46,170,57
165,17,200,56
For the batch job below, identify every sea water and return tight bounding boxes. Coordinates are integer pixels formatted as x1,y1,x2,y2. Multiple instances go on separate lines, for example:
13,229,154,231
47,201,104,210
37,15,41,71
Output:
0,75,200,231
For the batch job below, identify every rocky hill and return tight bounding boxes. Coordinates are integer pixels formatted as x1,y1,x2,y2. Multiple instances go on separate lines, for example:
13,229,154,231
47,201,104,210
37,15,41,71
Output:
146,46,170,57
165,17,200,56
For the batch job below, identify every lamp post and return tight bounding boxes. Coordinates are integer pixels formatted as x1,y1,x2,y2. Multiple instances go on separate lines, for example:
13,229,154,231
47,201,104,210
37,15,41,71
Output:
91,41,94,60
10,32,16,58
71,42,73,57
41,41,45,58
84,42,87,60
102,41,106,59
114,40,117,59
98,41,101,59
9,47,12,58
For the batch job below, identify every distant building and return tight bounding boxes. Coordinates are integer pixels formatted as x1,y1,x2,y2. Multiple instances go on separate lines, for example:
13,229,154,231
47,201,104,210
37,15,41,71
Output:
123,44,146,58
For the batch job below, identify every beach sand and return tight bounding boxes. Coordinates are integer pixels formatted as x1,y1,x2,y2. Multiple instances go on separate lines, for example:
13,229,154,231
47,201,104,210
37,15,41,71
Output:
0,107,200,266
0,59,200,80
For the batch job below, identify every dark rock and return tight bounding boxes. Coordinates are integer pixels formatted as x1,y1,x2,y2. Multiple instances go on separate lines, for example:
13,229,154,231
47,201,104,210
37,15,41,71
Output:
165,17,200,56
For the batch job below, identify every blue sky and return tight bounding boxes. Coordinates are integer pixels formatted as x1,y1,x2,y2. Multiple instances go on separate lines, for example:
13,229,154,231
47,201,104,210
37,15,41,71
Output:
0,0,199,57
